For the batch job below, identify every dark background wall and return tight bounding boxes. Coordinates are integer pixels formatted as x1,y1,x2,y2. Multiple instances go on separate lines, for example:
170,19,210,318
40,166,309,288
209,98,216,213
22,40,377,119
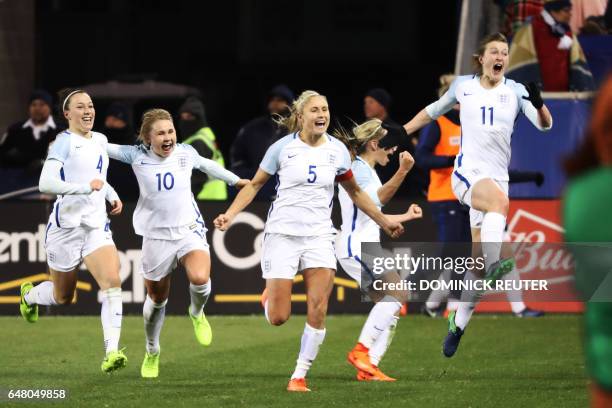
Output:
35,0,459,156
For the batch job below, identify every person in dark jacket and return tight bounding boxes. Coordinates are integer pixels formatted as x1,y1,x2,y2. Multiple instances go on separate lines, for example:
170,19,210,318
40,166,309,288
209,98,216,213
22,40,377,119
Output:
0,89,58,171
364,88,426,198
230,84,294,200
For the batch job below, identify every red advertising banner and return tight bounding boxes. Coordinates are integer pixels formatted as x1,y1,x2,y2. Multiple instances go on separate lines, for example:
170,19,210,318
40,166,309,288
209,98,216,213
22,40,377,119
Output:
476,200,583,313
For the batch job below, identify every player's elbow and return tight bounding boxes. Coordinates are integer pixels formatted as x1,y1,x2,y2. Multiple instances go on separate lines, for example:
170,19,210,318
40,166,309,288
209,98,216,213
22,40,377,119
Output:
38,177,52,194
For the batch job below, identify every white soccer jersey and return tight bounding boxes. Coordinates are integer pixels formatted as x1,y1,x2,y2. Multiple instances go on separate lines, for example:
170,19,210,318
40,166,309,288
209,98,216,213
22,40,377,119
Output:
107,143,239,240
260,132,352,236
426,75,552,181
337,157,382,259
46,130,111,228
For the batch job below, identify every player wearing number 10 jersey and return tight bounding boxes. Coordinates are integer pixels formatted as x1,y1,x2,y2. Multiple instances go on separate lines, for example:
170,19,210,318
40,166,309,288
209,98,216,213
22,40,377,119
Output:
106,109,248,378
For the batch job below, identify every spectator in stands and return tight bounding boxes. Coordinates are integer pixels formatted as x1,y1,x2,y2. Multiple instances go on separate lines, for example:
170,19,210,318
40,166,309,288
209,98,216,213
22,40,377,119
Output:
103,102,138,201
230,84,294,200
499,0,544,38
507,0,595,91
364,88,425,198
570,0,607,34
103,102,134,145
178,96,229,200
0,89,57,173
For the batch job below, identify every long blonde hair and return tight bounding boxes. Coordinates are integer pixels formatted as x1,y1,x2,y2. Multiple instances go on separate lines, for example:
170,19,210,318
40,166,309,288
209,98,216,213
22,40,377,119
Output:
333,118,387,157
274,90,327,133
137,108,173,144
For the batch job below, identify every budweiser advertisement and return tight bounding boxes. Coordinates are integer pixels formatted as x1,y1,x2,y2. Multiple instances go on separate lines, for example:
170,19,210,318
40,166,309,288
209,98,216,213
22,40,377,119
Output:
476,200,583,313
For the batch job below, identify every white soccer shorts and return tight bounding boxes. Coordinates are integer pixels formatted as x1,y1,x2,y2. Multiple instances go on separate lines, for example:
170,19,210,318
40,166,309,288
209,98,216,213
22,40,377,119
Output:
260,233,337,280
45,222,114,272
141,231,209,281
451,168,508,228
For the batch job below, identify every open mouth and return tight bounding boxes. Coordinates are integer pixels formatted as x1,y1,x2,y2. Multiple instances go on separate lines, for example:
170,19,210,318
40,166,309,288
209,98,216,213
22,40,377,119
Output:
314,119,327,130
493,63,503,74
161,141,174,153
82,116,93,125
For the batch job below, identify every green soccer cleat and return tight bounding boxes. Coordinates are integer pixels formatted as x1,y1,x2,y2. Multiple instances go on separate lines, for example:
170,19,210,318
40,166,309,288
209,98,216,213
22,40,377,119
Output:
189,308,212,346
19,282,38,323
485,257,515,283
141,351,160,378
101,348,128,374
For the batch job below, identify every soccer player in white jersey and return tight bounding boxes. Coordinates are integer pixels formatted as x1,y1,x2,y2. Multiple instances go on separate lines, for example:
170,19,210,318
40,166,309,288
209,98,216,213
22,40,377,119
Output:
105,109,248,378
214,91,404,392
334,119,422,381
19,89,127,373
402,32,553,357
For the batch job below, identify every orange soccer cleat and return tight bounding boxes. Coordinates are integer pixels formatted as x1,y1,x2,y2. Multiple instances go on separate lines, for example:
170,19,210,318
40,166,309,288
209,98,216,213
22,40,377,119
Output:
356,366,397,382
287,377,311,392
347,343,376,375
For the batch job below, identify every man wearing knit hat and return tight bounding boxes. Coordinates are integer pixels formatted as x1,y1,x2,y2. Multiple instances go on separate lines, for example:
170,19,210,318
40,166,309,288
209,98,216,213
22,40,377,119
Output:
507,0,595,91
0,89,58,171
230,84,295,200
364,88,426,198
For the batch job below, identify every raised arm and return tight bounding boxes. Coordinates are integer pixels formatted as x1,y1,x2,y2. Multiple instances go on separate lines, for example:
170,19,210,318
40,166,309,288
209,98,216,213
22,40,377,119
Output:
520,82,553,131
377,151,415,205
193,155,245,186
106,143,140,164
213,168,271,230
340,177,404,238
403,79,459,136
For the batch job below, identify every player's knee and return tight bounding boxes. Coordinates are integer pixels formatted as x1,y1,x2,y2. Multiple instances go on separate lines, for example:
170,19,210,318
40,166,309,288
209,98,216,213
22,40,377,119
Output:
148,293,168,304
268,312,290,326
189,274,209,286
55,291,74,305
492,192,509,215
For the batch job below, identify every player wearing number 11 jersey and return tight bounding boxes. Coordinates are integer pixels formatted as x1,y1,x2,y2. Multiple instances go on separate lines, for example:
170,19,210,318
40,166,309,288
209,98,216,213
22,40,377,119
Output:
106,109,248,378
402,32,553,357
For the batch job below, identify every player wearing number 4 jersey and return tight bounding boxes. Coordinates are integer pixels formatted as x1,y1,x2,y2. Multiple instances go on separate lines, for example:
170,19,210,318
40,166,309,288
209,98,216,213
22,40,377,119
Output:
214,91,404,392
19,89,127,373
106,109,248,378
403,32,553,357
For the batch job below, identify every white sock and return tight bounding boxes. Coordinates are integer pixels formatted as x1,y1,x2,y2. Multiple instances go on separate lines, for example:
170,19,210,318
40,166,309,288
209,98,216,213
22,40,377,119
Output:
291,323,326,379
143,295,167,354
454,271,482,330
426,269,451,309
101,287,122,354
481,212,506,270
358,296,402,348
189,281,211,317
504,266,526,313
369,315,399,366
24,281,58,306
447,298,460,312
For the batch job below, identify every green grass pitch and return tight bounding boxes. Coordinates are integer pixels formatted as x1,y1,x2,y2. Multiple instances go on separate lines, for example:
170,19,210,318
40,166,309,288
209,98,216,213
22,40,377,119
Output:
1,314,586,407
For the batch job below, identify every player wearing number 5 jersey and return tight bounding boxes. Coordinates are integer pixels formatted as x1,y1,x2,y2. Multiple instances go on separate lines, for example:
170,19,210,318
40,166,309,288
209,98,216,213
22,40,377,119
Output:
403,33,553,357
214,91,404,392
19,89,127,374
106,109,248,378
